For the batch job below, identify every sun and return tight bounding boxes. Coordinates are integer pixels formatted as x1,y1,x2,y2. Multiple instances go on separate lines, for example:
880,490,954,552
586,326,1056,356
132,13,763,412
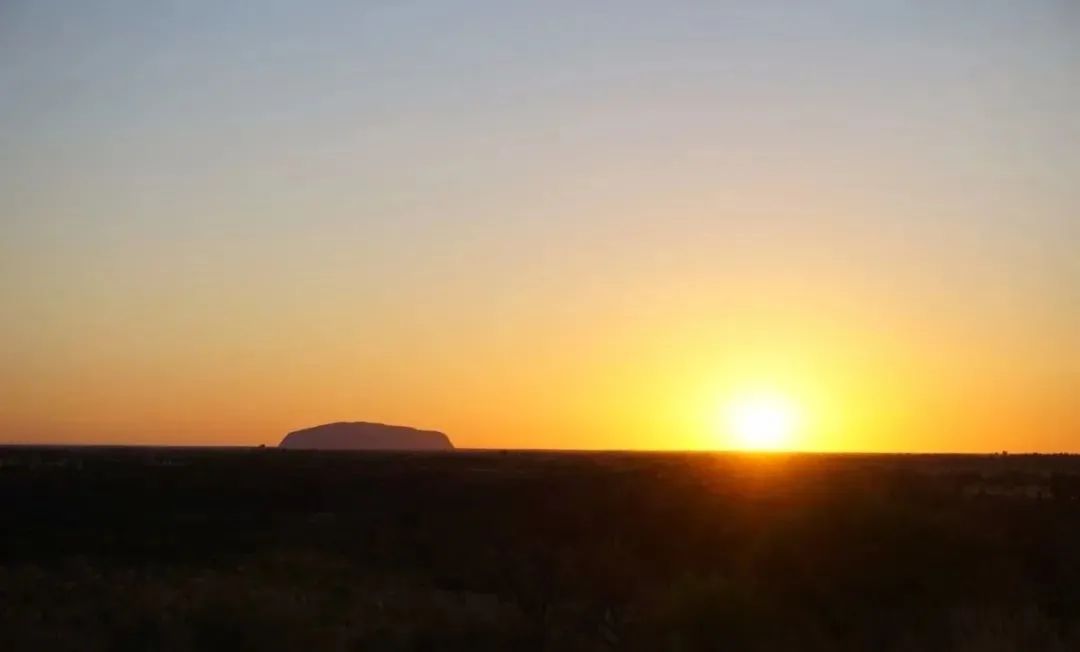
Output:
725,393,799,451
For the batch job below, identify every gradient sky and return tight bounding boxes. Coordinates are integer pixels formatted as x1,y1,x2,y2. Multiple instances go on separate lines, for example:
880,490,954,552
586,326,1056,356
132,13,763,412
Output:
2,1,1078,450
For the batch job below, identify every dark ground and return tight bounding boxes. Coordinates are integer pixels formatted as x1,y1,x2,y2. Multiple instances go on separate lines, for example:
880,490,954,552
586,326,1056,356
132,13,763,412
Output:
4,446,1080,651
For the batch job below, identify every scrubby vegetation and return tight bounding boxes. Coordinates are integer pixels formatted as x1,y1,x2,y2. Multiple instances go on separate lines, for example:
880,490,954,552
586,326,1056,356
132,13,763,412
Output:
4,447,1080,650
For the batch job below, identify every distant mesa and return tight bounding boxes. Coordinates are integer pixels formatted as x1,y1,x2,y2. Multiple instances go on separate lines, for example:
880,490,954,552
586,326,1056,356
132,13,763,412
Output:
279,422,454,451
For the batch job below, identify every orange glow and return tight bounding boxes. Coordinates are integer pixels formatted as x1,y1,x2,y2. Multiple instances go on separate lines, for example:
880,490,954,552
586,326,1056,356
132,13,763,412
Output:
2,3,1076,452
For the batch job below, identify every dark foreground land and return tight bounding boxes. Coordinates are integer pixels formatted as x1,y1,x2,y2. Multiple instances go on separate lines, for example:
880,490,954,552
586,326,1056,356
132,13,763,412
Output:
5,448,1080,651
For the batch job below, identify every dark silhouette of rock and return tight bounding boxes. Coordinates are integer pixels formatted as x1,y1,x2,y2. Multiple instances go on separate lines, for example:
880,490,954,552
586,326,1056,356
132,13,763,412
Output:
279,422,454,451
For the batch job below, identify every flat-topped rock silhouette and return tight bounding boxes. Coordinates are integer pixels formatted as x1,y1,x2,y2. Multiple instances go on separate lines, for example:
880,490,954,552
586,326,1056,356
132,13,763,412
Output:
279,422,454,451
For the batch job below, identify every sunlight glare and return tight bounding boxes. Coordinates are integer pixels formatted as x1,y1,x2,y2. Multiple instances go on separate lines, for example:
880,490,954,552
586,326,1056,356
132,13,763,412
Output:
726,393,799,451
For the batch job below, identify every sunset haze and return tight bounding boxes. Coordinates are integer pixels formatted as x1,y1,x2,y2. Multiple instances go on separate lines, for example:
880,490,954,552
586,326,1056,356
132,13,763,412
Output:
2,1,1077,451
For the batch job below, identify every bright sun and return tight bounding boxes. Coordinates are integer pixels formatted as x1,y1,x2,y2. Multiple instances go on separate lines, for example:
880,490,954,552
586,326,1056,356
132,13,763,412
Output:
726,393,799,451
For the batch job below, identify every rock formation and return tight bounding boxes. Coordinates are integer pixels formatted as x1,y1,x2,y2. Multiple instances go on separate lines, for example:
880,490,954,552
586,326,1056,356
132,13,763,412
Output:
279,422,454,451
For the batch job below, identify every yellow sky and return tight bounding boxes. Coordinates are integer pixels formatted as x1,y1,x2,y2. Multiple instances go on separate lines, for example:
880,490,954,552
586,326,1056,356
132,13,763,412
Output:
2,2,1078,450
3,239,1075,450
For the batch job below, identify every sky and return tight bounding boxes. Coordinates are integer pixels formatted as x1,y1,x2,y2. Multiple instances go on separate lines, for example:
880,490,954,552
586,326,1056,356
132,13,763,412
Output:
2,1,1078,451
